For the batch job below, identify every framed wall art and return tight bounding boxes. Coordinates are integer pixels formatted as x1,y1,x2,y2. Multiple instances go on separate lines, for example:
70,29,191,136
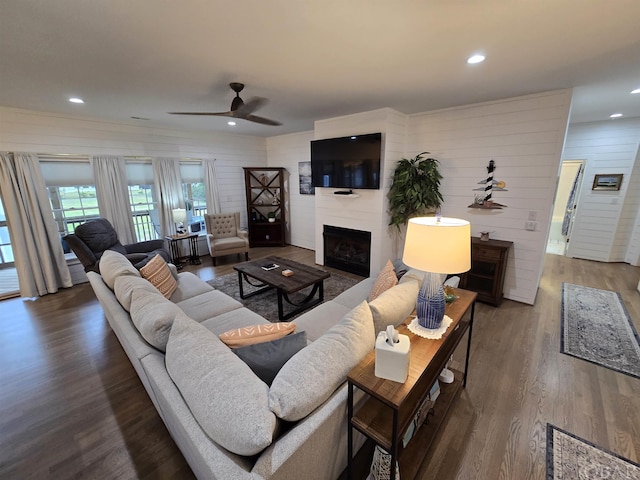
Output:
299,161,314,195
592,174,623,191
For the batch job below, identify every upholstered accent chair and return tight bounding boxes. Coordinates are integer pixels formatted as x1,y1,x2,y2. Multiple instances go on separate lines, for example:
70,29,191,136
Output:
64,218,170,273
204,212,249,266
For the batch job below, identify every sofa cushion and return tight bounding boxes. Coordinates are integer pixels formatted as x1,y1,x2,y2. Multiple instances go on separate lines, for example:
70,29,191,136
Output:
268,301,374,421
130,288,182,351
333,277,376,310
140,254,177,298
114,275,159,311
169,272,214,303
368,260,398,301
99,249,140,290
166,313,278,456
234,331,307,386
201,307,269,336
293,301,352,343
219,322,296,348
369,280,420,335
175,290,242,322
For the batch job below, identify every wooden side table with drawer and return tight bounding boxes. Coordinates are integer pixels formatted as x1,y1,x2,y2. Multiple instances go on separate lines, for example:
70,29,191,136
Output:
460,237,513,306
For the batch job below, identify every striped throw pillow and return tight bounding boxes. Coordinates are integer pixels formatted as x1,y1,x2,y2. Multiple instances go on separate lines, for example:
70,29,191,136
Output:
367,260,398,301
219,322,296,348
140,254,177,299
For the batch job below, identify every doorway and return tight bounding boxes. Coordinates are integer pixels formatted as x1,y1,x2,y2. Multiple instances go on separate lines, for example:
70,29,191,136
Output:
547,160,584,256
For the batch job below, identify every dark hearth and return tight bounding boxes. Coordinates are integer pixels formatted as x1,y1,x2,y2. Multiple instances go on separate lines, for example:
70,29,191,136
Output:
323,225,371,277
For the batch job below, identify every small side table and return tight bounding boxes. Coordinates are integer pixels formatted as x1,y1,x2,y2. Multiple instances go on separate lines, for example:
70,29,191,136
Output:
165,233,201,270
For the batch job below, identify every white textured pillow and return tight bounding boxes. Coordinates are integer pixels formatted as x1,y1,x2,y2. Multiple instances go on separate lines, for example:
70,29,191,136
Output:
166,313,278,456
99,249,140,290
369,280,419,335
130,288,182,351
268,300,375,421
114,275,159,311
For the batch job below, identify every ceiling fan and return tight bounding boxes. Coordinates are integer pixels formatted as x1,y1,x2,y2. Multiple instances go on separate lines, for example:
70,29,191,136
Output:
168,82,282,126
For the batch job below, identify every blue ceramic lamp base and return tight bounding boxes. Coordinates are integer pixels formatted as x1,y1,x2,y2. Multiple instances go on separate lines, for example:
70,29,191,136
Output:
416,271,446,329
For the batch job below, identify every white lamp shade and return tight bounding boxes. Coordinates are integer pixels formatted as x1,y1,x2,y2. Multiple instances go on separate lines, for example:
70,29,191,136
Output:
402,217,471,274
172,208,187,224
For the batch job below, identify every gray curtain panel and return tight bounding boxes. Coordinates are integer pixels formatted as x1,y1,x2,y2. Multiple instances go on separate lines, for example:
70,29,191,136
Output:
204,158,221,215
0,152,72,297
152,157,184,237
91,154,136,244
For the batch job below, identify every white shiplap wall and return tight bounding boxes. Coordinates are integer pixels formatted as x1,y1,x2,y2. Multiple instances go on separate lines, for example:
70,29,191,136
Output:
266,131,315,249
563,118,640,263
0,106,268,229
406,90,573,304
311,108,408,276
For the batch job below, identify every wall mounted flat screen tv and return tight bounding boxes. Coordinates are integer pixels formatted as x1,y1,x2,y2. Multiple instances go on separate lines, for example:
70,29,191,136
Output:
311,132,382,190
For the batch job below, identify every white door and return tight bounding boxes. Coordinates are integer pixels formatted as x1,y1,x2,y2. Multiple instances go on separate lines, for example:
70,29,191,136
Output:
548,160,585,256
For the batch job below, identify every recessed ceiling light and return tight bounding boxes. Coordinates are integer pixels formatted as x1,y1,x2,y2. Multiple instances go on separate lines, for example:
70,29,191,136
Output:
69,97,84,104
631,88,640,94
467,54,485,64
227,121,236,126
610,113,623,118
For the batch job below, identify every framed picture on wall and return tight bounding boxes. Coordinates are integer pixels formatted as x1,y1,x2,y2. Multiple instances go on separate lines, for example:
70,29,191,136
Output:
299,161,314,195
592,174,623,191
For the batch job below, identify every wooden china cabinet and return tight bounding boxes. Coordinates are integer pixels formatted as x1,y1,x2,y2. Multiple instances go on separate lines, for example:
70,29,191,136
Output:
243,167,286,247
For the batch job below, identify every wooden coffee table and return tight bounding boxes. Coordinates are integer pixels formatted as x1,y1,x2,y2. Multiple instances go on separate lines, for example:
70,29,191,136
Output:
234,256,331,321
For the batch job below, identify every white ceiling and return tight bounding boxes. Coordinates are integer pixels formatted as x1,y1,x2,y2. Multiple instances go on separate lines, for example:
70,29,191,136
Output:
1,1,640,137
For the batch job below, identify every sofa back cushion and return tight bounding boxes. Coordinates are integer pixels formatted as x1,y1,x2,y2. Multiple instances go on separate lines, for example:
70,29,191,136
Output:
99,249,140,289
369,279,420,335
130,288,182,351
268,300,375,421
166,313,278,456
114,275,158,311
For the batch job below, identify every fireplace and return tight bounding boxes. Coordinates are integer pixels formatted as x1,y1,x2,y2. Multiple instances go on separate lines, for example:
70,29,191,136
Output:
323,225,371,277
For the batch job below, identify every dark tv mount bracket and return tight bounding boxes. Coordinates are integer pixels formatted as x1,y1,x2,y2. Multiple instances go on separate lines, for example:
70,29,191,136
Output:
333,189,354,195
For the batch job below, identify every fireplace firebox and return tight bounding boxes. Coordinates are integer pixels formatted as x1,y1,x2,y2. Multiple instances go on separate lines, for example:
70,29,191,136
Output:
323,225,371,277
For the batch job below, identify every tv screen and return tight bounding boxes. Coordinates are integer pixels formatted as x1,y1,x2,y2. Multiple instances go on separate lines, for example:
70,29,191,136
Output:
311,133,382,190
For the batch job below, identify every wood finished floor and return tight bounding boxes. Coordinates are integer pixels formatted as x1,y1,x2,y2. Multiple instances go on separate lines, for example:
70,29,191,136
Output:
0,246,639,479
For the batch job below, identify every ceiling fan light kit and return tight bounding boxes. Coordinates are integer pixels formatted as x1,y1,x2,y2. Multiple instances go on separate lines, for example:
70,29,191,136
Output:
168,82,282,126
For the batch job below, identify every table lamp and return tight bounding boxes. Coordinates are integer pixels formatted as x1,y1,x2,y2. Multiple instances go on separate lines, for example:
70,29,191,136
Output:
402,216,471,330
172,208,188,235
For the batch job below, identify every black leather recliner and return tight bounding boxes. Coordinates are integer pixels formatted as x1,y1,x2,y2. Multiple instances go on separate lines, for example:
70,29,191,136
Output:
63,218,170,273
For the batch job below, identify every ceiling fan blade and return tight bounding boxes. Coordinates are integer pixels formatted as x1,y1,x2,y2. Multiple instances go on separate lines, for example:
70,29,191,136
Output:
236,96,268,116
168,111,233,116
244,114,282,126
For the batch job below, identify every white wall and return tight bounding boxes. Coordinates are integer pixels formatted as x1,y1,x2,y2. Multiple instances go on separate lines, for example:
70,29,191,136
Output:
0,106,268,228
563,118,640,263
266,131,315,249
406,90,573,304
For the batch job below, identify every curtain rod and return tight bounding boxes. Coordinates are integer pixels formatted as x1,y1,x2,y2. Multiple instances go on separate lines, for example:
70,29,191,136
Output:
38,154,204,163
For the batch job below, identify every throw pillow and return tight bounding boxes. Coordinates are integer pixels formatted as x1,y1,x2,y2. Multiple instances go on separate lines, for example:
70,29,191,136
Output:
219,322,296,348
234,331,307,386
369,280,420,334
99,249,141,290
130,288,182,352
368,260,398,301
114,274,160,312
166,313,278,456
140,254,177,299
268,300,375,421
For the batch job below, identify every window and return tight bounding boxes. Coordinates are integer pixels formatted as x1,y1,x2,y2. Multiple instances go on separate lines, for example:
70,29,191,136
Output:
183,182,207,217
48,185,99,235
128,184,159,241
0,197,14,267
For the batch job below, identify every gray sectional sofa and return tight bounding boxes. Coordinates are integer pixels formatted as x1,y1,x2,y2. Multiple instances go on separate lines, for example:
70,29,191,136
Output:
87,250,421,480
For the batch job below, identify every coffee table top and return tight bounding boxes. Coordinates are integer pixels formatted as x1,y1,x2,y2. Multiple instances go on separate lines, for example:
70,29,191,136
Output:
234,256,330,294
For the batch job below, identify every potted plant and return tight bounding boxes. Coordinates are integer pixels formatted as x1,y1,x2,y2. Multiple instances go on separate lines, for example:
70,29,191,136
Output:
388,152,443,231
267,211,276,223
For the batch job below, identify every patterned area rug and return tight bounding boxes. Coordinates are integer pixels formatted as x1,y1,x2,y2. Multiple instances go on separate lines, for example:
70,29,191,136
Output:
561,283,640,379
207,271,360,323
547,424,640,479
